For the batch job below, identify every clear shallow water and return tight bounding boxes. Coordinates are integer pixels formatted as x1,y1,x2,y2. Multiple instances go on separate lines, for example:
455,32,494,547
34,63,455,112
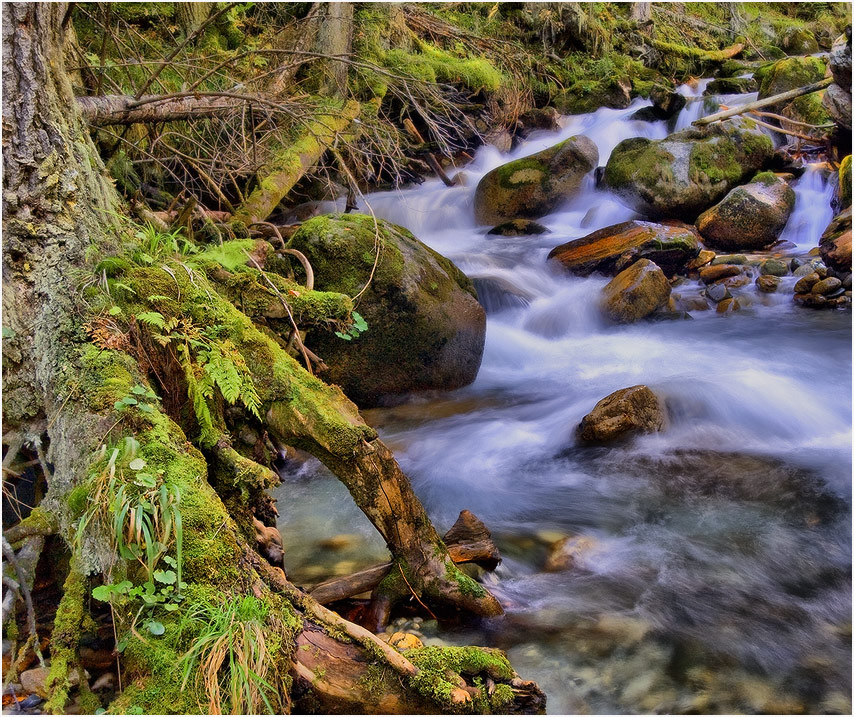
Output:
275,86,852,714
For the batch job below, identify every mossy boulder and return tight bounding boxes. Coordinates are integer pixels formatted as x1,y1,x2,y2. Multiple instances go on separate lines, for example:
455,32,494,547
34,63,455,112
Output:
577,385,667,443
547,220,700,277
553,78,633,115
838,155,851,209
602,122,774,220
705,76,758,95
818,208,852,272
755,56,828,110
696,172,796,250
778,26,820,55
599,259,671,323
287,213,486,407
473,136,598,225
781,91,833,128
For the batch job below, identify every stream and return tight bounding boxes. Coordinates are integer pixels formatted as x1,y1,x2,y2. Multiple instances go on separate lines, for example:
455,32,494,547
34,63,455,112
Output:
273,84,852,714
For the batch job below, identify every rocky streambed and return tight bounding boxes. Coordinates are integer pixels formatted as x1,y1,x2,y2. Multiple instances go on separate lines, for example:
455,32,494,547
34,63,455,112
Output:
273,72,851,714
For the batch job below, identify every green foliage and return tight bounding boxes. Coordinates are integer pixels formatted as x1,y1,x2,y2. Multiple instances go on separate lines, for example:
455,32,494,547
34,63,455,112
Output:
194,240,257,272
114,383,161,415
334,311,368,341
131,224,198,266
179,595,288,715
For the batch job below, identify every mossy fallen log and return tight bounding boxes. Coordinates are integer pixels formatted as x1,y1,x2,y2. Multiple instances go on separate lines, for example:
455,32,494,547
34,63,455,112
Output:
651,39,745,62
232,100,361,226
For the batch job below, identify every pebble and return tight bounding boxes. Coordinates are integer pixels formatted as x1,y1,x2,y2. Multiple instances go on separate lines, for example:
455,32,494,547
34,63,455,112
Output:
843,274,852,290
706,283,730,302
388,632,424,650
812,277,842,295
755,275,781,293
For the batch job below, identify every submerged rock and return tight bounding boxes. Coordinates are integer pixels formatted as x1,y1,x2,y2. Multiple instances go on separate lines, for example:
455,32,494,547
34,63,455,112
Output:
487,219,550,237
543,535,598,572
578,385,667,443
473,136,598,224
600,259,672,323
819,208,852,272
695,172,795,250
602,122,774,220
288,213,485,406
547,220,701,277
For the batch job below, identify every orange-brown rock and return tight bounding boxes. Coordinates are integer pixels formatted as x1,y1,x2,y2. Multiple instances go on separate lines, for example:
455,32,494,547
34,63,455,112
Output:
699,264,742,284
818,209,852,272
547,221,700,277
599,259,672,323
578,385,667,443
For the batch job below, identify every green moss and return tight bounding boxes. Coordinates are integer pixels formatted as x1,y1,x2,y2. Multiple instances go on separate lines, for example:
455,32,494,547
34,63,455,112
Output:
383,41,505,93
44,559,87,713
494,157,548,189
66,484,91,519
79,346,137,413
407,645,515,710
491,683,515,708
784,91,832,127
839,155,851,209
752,171,780,187
756,56,827,100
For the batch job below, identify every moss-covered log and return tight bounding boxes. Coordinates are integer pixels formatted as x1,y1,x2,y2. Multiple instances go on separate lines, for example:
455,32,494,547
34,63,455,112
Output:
231,100,361,226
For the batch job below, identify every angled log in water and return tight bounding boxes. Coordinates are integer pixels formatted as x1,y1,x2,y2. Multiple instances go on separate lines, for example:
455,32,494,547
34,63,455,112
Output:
231,100,361,226
694,78,834,126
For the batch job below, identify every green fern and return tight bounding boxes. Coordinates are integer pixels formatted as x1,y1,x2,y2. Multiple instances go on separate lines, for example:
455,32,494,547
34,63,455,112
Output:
198,341,262,420
180,344,218,446
136,311,166,329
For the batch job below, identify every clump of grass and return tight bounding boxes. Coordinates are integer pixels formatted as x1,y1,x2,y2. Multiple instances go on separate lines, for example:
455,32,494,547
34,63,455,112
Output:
180,595,286,715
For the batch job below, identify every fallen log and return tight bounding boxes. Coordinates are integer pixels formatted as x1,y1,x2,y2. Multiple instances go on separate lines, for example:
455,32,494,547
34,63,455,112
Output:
402,118,456,188
694,77,833,126
652,39,744,62
309,510,501,606
76,92,247,126
231,100,361,226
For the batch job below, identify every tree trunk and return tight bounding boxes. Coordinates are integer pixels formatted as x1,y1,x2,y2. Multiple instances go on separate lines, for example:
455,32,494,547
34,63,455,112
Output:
76,92,248,126
175,2,212,35
314,2,354,97
630,2,652,23
3,5,537,714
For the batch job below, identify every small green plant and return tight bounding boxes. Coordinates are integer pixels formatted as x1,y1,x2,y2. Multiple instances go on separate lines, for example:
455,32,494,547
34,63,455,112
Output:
334,311,368,341
131,223,197,266
180,595,286,715
114,383,161,415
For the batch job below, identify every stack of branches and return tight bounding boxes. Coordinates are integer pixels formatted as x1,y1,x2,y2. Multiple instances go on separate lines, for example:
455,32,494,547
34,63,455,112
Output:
69,3,525,225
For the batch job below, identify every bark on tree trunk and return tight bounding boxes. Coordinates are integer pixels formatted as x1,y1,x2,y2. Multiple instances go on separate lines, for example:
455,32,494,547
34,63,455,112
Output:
630,2,652,23
175,2,213,35
314,2,354,97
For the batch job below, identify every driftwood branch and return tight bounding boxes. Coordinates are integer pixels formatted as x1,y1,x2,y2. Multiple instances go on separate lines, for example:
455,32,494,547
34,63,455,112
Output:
694,77,834,126
309,510,501,606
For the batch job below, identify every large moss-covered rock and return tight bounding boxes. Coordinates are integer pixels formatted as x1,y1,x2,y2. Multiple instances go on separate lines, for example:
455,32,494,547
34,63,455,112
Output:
755,56,828,110
599,258,671,323
695,172,796,250
818,208,852,272
473,136,598,225
778,26,820,55
547,220,700,277
553,78,633,115
822,82,852,131
287,214,486,406
602,123,774,220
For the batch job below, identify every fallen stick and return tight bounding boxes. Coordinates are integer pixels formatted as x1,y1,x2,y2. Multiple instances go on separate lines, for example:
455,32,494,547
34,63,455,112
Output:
694,77,833,126
403,118,456,188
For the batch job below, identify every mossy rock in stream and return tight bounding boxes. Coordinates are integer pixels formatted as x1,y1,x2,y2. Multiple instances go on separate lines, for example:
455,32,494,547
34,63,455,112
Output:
754,56,828,110
602,121,774,221
473,135,599,225
287,213,485,407
696,172,796,250
838,155,852,210
778,26,820,55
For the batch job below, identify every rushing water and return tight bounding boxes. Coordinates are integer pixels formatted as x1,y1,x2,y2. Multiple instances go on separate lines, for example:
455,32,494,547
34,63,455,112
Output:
274,87,852,714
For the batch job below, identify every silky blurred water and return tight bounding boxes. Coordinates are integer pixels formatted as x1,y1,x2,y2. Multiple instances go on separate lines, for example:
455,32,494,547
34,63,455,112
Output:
275,84,851,714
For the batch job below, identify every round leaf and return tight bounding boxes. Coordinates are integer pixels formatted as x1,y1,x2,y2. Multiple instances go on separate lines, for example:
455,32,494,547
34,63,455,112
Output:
146,620,165,636
129,458,146,471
